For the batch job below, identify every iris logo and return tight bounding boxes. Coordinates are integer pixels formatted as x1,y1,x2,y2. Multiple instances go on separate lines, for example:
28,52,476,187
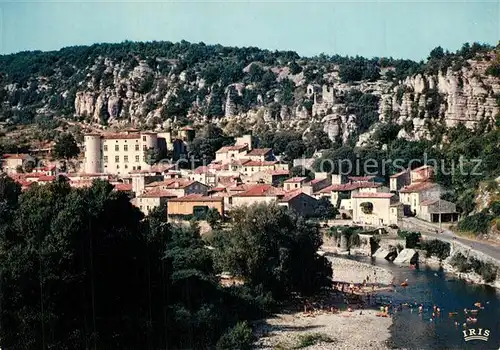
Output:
462,328,490,342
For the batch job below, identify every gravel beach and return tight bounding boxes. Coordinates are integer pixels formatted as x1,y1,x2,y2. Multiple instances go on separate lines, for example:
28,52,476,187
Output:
254,257,394,349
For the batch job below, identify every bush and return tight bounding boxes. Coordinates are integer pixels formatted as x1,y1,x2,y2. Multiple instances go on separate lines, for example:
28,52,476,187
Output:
450,253,470,273
216,321,254,350
420,239,450,260
296,333,334,348
398,230,421,248
458,212,493,235
450,253,498,283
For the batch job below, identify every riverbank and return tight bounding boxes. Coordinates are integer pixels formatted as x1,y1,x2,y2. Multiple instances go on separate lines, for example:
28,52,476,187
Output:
254,256,394,349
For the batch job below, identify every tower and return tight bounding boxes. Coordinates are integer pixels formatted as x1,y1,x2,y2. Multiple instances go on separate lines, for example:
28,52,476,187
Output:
84,134,102,174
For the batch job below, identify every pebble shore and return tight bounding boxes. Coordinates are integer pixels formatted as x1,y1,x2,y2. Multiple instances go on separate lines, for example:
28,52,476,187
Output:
254,257,394,349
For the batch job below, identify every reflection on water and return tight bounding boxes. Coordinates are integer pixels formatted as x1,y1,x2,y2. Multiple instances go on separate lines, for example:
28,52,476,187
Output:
347,256,500,349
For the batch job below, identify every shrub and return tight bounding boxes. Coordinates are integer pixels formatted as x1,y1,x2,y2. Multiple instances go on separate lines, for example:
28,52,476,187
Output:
216,321,254,350
458,212,493,235
450,253,498,283
450,253,470,273
420,239,450,260
398,230,421,248
481,263,498,283
296,333,334,348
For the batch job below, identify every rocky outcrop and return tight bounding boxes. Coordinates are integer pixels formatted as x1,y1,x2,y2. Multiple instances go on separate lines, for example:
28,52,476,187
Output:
393,249,419,265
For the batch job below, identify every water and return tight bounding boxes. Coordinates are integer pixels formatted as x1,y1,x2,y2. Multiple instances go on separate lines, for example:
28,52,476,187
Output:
352,257,500,349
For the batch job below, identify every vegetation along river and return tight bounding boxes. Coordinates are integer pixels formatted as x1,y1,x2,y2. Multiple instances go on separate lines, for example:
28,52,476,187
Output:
353,256,500,349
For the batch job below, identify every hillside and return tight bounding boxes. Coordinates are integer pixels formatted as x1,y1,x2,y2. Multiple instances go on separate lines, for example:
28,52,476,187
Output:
0,41,499,146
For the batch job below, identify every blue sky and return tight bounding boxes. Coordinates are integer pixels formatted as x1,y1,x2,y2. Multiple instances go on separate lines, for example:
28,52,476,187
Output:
0,0,498,60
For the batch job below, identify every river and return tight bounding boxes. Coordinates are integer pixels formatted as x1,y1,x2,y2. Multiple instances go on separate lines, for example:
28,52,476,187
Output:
352,256,500,349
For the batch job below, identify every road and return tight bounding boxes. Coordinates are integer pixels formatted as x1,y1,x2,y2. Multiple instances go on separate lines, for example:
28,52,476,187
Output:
401,217,500,263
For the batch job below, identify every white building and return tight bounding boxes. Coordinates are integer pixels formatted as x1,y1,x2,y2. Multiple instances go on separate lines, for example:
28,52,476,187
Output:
352,192,401,226
83,131,168,175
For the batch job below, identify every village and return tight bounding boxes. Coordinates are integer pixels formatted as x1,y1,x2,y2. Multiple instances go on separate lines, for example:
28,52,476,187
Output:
1,127,459,228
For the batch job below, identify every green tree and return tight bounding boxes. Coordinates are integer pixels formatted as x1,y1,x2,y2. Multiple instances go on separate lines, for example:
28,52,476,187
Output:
213,203,332,300
289,166,314,180
206,207,222,229
52,133,80,160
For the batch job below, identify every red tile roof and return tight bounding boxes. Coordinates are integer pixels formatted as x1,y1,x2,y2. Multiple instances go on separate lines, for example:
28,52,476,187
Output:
37,175,56,182
169,194,223,202
267,169,289,176
246,148,272,156
390,169,409,178
352,192,394,199
216,144,248,153
232,184,283,197
240,160,277,167
146,178,199,189
102,133,140,140
420,199,439,206
113,183,133,192
315,181,382,193
279,189,305,202
2,153,30,160
284,177,308,183
399,181,438,193
138,190,176,198
348,175,375,182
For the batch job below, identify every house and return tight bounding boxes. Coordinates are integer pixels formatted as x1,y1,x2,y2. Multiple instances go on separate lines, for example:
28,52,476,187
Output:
167,194,224,217
314,181,384,209
1,154,32,174
243,148,274,162
302,176,331,195
145,179,209,198
399,181,441,216
133,190,176,215
232,160,288,177
278,190,319,217
230,184,283,208
246,169,290,185
352,192,401,226
390,169,410,192
215,144,248,163
283,177,309,191
410,165,434,183
419,199,458,222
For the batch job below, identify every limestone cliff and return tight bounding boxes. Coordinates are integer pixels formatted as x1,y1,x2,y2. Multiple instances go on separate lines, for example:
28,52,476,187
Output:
1,41,499,145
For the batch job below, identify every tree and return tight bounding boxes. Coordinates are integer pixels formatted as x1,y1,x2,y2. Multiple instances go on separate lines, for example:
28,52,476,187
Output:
206,207,222,229
284,140,306,161
216,321,253,350
315,197,338,220
213,203,332,300
52,133,79,160
290,166,314,181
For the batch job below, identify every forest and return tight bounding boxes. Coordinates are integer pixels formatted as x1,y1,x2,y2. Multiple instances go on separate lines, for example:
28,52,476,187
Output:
0,176,332,349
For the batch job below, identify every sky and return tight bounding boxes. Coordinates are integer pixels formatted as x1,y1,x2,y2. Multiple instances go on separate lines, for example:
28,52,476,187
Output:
0,0,498,60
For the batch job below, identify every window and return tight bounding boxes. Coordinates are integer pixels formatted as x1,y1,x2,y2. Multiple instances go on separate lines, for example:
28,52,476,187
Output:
143,145,147,151
295,183,298,188
124,155,129,163
115,156,119,163
124,145,128,152
103,156,108,163
117,165,120,169
135,155,140,162
143,136,147,141
103,145,108,151
135,144,139,151
124,164,128,169
115,145,119,151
